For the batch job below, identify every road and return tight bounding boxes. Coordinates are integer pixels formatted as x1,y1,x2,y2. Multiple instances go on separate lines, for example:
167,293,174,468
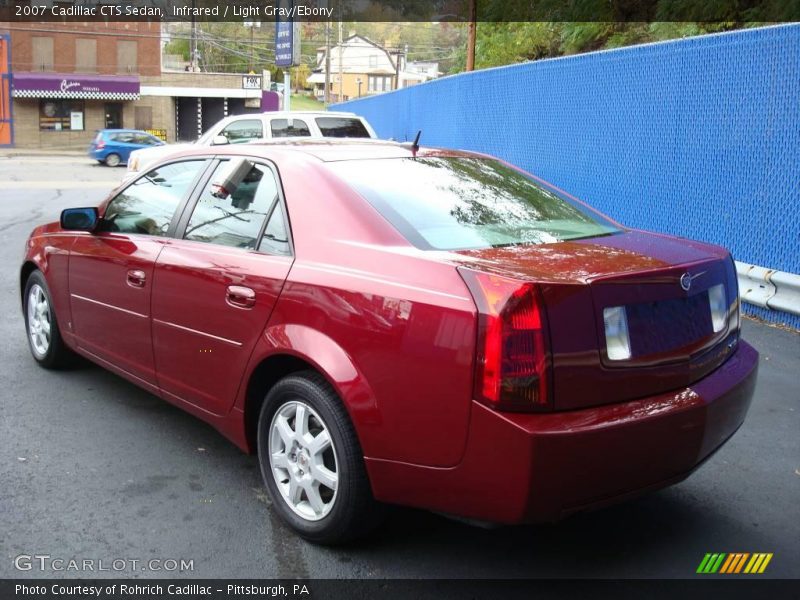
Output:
0,155,798,579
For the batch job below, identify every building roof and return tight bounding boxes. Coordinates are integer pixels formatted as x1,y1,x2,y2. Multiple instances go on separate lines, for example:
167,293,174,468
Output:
315,34,398,72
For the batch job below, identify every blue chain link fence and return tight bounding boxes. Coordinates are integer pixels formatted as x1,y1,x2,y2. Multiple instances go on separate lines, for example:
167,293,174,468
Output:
335,25,800,329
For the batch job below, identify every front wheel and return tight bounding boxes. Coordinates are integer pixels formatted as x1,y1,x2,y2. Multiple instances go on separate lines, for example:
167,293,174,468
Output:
23,270,75,369
257,371,384,544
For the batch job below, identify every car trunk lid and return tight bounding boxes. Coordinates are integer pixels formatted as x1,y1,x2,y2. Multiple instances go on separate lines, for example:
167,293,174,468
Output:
451,230,740,410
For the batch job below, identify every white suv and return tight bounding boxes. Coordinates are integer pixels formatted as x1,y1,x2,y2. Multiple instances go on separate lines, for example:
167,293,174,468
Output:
125,111,377,179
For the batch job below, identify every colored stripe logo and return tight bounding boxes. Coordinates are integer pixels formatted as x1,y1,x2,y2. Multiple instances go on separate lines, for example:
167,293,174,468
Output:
697,553,773,574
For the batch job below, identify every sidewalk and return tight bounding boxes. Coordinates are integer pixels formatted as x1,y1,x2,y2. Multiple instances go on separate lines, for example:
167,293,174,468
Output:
0,148,87,158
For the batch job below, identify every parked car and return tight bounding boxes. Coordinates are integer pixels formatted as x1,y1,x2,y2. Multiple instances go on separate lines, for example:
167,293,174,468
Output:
21,140,758,544
89,129,165,167
125,111,376,180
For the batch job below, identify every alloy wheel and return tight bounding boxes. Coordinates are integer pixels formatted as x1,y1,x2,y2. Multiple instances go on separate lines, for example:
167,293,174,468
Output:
268,400,339,521
27,284,51,357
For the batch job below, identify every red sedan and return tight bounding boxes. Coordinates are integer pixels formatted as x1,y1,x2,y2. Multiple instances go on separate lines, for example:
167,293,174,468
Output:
20,140,758,543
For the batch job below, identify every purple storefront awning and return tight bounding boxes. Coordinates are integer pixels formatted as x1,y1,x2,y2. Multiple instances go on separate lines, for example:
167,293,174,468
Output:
12,72,140,101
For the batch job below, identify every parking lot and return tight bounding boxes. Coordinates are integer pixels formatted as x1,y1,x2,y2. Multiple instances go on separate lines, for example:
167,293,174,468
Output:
0,154,798,579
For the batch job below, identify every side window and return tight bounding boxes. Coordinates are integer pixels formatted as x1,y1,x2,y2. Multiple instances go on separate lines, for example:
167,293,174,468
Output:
270,118,311,138
258,202,291,256
102,160,206,236
220,119,263,144
184,161,278,250
315,117,370,138
132,133,158,145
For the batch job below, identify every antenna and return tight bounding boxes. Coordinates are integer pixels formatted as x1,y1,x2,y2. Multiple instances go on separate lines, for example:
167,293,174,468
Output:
411,130,422,152
401,130,423,155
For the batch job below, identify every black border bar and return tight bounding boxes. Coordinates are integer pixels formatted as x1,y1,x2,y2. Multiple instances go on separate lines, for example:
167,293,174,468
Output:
2,0,800,23
2,579,800,600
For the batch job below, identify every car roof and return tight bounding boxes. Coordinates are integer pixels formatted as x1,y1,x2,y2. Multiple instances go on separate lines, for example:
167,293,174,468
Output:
203,138,479,163
261,111,359,117
215,110,361,125
100,128,152,134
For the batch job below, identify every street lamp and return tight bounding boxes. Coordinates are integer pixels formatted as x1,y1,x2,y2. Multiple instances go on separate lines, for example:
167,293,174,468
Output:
356,78,362,98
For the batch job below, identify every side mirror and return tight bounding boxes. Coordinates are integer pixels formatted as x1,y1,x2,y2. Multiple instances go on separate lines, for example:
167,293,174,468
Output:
212,135,229,146
61,207,99,231
210,158,254,200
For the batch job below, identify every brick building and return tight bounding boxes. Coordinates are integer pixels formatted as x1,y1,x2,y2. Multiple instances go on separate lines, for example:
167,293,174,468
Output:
2,21,160,148
0,22,272,149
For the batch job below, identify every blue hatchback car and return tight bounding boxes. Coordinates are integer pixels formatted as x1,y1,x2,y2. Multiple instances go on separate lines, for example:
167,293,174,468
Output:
89,129,164,167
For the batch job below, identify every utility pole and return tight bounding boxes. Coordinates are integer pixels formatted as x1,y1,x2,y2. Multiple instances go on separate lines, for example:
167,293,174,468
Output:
324,21,331,104
466,0,477,72
392,49,402,90
244,21,259,72
337,18,343,102
249,25,254,72
284,70,290,111
190,0,197,71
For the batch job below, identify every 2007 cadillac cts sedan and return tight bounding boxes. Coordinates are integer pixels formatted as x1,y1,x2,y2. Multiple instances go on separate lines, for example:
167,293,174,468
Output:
21,140,758,544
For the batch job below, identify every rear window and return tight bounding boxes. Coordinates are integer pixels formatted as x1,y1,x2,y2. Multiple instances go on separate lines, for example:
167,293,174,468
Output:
315,117,370,138
328,157,620,250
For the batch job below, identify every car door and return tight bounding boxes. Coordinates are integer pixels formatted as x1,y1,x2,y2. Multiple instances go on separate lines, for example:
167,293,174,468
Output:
151,158,293,415
111,132,138,163
68,159,209,386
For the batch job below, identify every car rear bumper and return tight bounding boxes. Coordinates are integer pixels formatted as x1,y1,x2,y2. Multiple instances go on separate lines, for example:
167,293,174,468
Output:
88,149,105,160
365,339,758,523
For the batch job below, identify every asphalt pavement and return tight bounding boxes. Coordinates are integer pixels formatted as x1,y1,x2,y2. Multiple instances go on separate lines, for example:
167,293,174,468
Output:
0,155,798,579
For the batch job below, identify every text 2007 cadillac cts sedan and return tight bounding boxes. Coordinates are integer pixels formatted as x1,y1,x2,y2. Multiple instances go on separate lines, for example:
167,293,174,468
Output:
21,140,758,544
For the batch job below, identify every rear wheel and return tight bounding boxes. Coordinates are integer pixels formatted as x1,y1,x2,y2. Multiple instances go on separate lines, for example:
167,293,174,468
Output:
23,270,75,369
104,153,121,167
257,371,384,544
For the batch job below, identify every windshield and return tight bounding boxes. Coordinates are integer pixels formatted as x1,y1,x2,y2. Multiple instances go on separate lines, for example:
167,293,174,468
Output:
196,125,223,145
328,157,621,250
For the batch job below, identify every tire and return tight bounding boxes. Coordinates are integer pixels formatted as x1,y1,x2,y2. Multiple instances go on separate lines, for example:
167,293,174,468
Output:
257,371,384,544
104,153,121,167
23,270,75,369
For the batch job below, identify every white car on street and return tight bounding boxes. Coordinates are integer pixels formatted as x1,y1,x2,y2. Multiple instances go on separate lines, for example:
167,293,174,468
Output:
125,111,377,180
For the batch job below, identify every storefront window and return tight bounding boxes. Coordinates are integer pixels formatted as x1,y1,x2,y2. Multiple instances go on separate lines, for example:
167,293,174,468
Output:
39,100,85,131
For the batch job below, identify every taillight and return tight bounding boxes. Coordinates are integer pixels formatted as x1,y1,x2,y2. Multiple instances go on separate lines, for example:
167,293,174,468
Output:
459,268,550,411
96,139,105,150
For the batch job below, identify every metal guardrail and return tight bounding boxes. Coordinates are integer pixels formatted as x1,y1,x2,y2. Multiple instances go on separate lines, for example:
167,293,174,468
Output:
736,261,800,316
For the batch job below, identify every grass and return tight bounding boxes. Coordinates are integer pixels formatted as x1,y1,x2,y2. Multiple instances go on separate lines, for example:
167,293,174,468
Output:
289,94,325,111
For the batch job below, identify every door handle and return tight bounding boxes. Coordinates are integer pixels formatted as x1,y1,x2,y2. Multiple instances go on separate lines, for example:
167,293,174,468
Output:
127,269,146,288
226,285,256,309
